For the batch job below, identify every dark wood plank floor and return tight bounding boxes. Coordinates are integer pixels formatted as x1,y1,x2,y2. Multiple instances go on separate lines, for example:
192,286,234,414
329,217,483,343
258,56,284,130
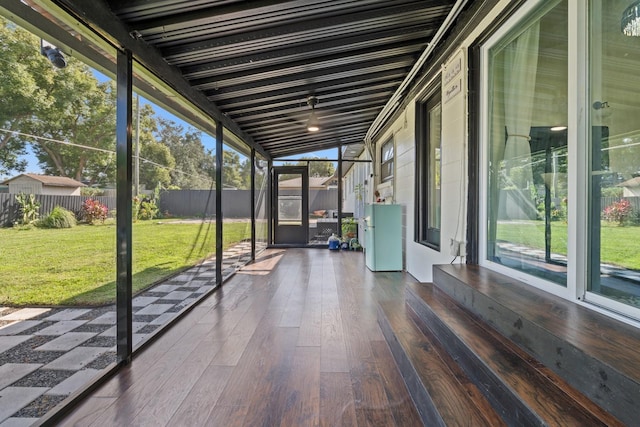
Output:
59,248,422,427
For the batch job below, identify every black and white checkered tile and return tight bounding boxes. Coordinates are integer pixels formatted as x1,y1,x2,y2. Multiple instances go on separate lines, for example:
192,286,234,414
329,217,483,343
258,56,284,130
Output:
0,241,253,426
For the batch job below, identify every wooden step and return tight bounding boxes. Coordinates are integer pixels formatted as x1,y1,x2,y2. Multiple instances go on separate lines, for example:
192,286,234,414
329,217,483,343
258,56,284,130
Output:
433,264,640,426
406,282,623,427
377,301,505,427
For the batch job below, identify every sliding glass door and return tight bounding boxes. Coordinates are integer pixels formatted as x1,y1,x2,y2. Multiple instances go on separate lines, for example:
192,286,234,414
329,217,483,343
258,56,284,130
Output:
484,0,569,286
481,0,640,319
586,0,640,313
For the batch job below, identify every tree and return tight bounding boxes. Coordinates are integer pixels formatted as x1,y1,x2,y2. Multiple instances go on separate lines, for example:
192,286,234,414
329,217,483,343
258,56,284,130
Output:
0,17,118,184
0,18,53,175
304,157,335,177
217,150,244,189
156,118,214,189
277,157,336,181
239,158,252,190
28,76,117,185
139,140,174,189
132,104,177,190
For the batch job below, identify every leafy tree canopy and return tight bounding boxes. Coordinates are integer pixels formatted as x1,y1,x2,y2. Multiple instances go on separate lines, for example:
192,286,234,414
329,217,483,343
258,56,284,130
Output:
156,118,213,189
0,18,53,175
0,17,118,183
0,17,249,193
216,150,245,189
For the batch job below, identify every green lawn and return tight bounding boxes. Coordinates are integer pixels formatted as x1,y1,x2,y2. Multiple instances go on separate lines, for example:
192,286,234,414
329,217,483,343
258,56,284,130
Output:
497,221,640,270
0,220,250,306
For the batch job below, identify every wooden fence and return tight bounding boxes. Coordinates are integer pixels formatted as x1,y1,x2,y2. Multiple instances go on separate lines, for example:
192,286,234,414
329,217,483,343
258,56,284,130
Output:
159,189,339,218
0,194,116,227
601,196,640,212
0,189,340,226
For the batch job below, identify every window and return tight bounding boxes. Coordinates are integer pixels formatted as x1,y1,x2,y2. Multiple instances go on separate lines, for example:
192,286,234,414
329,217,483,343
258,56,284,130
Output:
587,0,640,311
479,0,640,319
416,88,442,249
380,137,394,182
484,0,568,286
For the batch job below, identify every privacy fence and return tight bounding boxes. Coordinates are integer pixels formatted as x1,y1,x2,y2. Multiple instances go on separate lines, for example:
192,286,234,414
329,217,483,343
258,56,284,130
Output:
0,193,116,227
159,189,338,218
0,189,340,226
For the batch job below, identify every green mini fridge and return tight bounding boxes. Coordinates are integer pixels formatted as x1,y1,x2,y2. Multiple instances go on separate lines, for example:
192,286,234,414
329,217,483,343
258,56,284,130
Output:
364,204,402,271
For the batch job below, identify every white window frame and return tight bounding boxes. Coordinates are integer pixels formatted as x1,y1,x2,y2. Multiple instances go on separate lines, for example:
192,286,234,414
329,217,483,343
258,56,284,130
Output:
479,0,573,301
380,137,394,183
479,0,640,323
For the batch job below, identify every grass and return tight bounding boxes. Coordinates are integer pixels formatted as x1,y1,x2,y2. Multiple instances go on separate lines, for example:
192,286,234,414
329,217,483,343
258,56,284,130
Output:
0,219,251,306
496,220,640,270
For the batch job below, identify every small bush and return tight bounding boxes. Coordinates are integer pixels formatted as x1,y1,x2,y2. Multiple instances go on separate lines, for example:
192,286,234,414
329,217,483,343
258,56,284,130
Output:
132,196,141,222
601,187,623,198
81,187,105,197
139,200,159,220
39,206,77,229
81,198,108,224
603,199,633,225
341,217,358,238
15,193,40,225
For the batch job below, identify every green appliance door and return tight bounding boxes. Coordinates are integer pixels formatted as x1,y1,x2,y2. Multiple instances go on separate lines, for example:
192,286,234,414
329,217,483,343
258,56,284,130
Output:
365,204,402,271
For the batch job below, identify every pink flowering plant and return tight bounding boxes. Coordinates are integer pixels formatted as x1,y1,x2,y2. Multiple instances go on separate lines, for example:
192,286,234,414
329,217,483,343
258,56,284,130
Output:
602,198,633,226
81,198,108,224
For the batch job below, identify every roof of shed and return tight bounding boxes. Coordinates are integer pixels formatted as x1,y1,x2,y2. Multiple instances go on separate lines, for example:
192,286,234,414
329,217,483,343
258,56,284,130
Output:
2,173,86,187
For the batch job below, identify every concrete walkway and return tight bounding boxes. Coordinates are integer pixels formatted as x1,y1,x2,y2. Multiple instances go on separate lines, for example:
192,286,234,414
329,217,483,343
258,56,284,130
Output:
0,242,254,426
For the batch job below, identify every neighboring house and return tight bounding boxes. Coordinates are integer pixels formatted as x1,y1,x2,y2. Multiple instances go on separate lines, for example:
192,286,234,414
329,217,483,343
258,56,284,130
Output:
1,173,86,196
619,176,640,197
277,176,336,190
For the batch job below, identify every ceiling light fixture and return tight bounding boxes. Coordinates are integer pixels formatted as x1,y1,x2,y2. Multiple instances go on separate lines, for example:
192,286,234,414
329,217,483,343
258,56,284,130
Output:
306,96,320,132
622,1,640,36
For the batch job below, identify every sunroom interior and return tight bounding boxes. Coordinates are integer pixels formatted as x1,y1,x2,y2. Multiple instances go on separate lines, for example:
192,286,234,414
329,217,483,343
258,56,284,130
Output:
2,0,640,425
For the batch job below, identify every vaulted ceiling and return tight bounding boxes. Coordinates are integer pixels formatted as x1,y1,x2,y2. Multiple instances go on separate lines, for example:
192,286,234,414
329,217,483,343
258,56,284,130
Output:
41,0,460,158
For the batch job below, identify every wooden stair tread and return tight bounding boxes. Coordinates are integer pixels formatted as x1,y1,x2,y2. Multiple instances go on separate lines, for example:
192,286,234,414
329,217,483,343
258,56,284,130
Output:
378,301,505,427
434,264,640,382
407,282,624,427
433,264,640,426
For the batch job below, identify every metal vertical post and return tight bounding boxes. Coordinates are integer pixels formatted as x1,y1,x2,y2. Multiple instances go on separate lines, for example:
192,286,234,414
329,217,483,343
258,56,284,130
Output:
337,145,343,237
267,160,273,245
250,148,256,260
115,49,133,365
216,122,223,285
134,94,140,196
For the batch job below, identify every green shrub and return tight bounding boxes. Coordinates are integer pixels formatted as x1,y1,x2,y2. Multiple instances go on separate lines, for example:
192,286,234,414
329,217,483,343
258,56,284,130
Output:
132,196,141,222
39,206,77,229
14,193,40,225
601,187,623,198
139,200,159,220
81,187,105,197
341,217,357,238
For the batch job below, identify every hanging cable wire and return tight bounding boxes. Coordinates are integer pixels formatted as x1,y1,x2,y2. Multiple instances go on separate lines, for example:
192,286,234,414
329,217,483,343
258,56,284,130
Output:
0,127,224,185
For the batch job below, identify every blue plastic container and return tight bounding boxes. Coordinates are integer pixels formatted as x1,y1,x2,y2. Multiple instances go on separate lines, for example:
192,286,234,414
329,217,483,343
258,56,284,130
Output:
328,234,340,250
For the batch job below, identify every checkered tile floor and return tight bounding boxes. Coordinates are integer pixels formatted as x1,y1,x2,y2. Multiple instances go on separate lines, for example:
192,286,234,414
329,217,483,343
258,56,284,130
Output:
0,241,256,426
